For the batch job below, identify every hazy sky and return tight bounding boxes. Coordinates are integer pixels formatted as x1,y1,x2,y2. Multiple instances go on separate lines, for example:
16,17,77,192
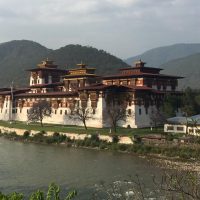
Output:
0,0,200,59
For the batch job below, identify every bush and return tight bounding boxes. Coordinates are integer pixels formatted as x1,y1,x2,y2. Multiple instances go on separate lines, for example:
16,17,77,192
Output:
118,144,129,151
112,135,119,143
99,142,107,149
90,134,100,142
23,131,30,138
53,132,60,137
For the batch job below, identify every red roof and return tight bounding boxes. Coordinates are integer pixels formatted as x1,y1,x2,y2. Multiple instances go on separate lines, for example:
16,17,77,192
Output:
0,88,30,95
29,82,63,88
103,72,183,79
15,91,78,98
27,67,67,72
120,66,163,71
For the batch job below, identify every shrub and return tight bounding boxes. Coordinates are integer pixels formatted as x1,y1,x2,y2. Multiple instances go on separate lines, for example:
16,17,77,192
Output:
118,144,128,151
10,131,17,137
112,135,119,143
53,132,60,137
23,131,30,138
99,142,107,150
90,134,100,142
84,139,92,147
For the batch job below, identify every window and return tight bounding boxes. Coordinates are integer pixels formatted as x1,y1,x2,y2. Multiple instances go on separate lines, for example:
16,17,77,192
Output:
167,126,174,131
139,108,141,115
20,109,22,113
60,110,62,115
177,126,184,131
128,109,131,115
55,110,57,114
189,128,194,133
93,109,96,115
195,129,200,134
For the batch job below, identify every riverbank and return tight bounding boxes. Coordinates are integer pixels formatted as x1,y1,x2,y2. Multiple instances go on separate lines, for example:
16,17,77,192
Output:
1,128,200,170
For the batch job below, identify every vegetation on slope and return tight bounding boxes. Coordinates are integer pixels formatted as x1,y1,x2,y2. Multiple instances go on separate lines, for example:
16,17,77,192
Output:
0,40,129,87
161,53,200,89
0,40,52,87
47,44,129,75
125,43,200,67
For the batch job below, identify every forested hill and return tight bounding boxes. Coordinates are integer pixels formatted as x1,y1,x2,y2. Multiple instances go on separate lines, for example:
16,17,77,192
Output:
47,44,129,75
0,40,129,87
0,40,51,87
125,43,200,67
161,53,200,89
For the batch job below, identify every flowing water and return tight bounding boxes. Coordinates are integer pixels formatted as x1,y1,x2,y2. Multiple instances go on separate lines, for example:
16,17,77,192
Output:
0,138,166,199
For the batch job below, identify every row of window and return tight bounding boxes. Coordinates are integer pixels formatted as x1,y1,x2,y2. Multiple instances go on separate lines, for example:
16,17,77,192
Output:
11,109,97,115
166,126,184,131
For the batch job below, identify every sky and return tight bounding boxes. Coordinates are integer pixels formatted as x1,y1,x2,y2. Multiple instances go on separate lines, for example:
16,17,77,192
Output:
0,0,200,59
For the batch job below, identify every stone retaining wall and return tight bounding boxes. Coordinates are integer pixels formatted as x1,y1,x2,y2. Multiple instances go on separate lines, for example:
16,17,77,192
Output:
0,126,133,144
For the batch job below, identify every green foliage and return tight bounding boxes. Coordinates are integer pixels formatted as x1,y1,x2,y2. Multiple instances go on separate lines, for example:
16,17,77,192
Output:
112,135,119,143
0,41,129,87
29,190,44,200
0,192,24,200
181,87,199,116
23,131,30,138
0,183,77,200
162,95,182,118
90,134,100,142
162,88,200,118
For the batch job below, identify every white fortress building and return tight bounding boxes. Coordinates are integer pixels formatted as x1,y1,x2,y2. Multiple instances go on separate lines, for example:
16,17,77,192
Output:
0,59,183,128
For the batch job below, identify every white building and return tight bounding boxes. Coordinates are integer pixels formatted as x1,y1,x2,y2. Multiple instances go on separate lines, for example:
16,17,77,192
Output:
0,59,183,128
164,115,200,136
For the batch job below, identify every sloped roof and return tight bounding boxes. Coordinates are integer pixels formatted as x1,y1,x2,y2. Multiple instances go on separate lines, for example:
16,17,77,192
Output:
167,114,200,125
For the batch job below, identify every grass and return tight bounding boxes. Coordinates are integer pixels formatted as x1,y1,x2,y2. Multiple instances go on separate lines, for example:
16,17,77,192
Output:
0,120,164,136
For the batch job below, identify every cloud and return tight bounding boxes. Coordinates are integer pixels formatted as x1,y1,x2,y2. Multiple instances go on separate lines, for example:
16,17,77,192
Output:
0,0,200,58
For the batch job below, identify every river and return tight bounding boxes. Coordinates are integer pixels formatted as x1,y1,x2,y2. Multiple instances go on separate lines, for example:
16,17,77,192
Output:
0,138,167,199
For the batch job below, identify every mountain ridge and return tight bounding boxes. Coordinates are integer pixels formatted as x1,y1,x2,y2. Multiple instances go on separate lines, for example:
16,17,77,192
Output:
0,40,129,87
125,43,200,67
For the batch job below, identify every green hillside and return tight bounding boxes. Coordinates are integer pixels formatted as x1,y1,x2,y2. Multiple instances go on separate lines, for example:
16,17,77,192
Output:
161,53,200,89
125,43,200,67
47,44,129,75
0,40,52,87
0,40,129,87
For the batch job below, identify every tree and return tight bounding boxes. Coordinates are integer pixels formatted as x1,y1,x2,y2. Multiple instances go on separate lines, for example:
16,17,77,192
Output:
70,106,92,130
149,107,166,128
162,94,182,118
27,100,52,127
69,97,93,130
105,88,132,133
181,87,199,116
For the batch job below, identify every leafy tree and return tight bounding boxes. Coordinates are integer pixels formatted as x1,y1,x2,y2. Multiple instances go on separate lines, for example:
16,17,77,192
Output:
162,94,182,118
27,100,52,127
180,87,200,116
